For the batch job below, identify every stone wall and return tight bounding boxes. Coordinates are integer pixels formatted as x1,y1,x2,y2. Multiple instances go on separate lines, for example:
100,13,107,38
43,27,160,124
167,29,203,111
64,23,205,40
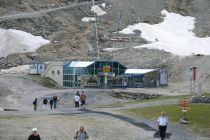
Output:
191,96,210,103
111,90,161,100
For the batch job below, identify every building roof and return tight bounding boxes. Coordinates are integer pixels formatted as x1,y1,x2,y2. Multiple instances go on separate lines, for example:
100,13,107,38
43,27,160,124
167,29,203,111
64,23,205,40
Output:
30,60,42,64
69,61,95,68
125,69,157,76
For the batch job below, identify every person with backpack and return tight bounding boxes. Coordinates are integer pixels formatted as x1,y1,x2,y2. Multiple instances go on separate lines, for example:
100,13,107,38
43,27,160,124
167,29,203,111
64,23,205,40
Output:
33,98,37,111
74,126,88,140
42,98,48,110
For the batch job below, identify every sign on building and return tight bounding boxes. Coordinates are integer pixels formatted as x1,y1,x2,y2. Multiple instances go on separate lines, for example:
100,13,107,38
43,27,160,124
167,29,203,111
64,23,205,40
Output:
103,66,110,73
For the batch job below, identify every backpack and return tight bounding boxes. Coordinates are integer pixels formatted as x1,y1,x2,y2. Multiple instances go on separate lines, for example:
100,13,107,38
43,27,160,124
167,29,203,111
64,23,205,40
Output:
74,131,88,139
43,99,48,104
33,100,37,105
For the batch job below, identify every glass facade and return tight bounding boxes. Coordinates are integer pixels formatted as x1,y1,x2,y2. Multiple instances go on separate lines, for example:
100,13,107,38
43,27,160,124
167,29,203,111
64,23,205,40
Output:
63,67,89,87
63,61,127,88
127,76,144,88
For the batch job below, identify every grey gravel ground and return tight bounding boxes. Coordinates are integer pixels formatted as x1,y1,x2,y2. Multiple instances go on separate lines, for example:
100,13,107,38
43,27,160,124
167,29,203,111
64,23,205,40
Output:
0,74,209,140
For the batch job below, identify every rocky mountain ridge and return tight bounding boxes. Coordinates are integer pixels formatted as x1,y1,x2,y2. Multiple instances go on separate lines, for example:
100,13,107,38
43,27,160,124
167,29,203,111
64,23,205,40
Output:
0,0,210,92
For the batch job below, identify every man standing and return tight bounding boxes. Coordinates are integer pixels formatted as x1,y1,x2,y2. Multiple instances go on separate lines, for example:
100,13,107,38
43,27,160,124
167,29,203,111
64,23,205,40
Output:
33,98,37,111
50,99,53,110
53,96,58,109
28,128,41,140
157,111,168,140
74,92,80,108
74,126,89,140
80,91,86,108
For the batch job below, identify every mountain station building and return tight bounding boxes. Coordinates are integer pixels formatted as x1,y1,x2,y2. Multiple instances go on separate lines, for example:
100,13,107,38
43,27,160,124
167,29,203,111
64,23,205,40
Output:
42,60,167,88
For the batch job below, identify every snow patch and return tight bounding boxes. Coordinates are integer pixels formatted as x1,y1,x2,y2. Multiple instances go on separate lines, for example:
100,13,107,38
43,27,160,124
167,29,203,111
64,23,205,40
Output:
101,3,106,8
0,65,29,74
0,28,50,57
103,48,123,52
0,107,3,111
91,5,106,16
81,17,96,22
120,10,210,56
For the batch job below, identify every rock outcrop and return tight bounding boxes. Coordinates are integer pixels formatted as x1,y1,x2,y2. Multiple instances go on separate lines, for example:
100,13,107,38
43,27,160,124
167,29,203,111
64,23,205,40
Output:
111,90,161,100
165,0,193,16
191,96,210,103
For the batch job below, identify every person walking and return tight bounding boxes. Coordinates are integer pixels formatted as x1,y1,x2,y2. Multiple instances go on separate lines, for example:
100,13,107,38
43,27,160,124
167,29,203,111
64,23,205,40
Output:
74,126,89,140
50,99,53,110
80,91,86,108
53,96,58,109
42,98,48,110
33,98,37,111
157,111,168,140
28,128,41,140
74,92,80,108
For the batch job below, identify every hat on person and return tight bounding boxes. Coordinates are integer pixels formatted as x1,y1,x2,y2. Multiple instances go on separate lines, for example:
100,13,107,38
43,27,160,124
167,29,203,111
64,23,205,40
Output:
32,128,38,132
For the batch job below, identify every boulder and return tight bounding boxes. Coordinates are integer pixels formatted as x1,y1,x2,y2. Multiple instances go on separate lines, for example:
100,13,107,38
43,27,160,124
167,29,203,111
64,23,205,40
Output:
191,96,210,103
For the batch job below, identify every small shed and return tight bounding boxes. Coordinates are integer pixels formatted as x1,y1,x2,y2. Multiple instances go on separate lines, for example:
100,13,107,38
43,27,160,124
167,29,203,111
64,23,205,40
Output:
124,69,159,88
29,60,45,75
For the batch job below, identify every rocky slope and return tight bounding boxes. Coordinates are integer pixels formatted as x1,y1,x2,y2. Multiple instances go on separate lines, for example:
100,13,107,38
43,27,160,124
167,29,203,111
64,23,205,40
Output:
0,0,210,92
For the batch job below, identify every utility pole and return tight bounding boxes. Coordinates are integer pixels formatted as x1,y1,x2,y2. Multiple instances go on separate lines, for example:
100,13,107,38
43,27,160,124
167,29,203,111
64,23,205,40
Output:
116,8,123,35
92,0,99,60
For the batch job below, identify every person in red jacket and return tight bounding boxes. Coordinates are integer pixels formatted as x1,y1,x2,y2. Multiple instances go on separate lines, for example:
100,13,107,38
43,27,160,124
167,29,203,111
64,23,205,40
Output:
80,91,86,108
28,128,41,140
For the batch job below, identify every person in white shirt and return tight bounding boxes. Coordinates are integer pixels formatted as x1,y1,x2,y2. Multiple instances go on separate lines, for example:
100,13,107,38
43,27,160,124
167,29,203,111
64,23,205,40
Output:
74,92,80,108
157,111,168,140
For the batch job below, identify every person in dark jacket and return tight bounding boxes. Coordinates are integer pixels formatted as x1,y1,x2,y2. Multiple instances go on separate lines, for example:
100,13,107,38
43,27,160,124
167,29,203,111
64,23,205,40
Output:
28,128,41,140
33,98,37,111
42,98,48,110
53,96,58,109
50,99,53,110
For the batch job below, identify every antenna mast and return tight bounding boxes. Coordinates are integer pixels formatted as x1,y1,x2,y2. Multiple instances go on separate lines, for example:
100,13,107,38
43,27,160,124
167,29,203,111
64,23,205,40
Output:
92,0,99,60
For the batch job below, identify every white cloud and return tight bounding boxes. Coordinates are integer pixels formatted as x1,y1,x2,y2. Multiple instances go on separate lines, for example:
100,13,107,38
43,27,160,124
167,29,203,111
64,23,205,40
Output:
0,28,50,57
120,10,210,56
